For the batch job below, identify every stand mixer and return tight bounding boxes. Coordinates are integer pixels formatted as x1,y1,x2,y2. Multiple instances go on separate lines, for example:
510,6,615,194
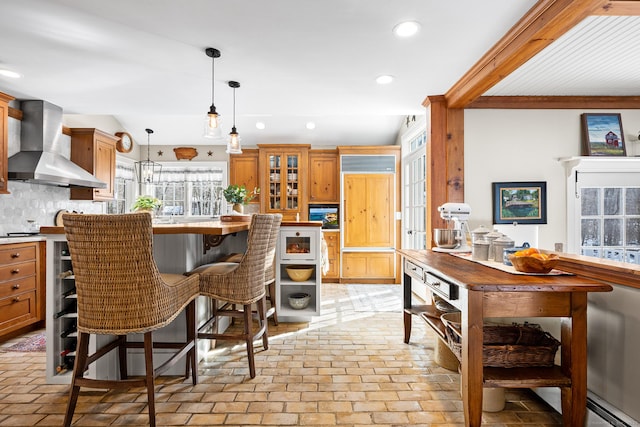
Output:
433,202,472,252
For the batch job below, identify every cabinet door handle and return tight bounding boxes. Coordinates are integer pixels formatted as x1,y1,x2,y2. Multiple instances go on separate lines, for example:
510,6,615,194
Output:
13,297,20,303
11,252,20,258
12,284,20,290
11,268,20,274
296,232,300,237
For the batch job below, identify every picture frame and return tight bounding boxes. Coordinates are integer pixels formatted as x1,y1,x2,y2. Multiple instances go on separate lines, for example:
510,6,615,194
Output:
492,181,547,224
581,113,626,156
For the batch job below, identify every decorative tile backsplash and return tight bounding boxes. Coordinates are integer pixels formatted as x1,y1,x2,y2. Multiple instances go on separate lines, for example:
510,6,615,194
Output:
0,181,105,235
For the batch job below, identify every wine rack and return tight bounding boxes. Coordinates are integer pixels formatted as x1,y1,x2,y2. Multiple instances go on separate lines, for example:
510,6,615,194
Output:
45,239,79,382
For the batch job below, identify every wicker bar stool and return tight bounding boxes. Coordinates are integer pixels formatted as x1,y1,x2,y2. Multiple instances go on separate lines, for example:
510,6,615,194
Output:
217,213,281,325
61,213,200,427
188,213,280,378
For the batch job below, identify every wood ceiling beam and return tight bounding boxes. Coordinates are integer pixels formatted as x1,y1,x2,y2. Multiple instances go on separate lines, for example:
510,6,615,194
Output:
443,0,608,109
467,96,640,109
595,0,640,15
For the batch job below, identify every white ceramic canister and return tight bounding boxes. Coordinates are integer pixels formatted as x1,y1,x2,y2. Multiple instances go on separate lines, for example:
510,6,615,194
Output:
472,239,490,261
470,225,491,244
493,235,515,263
484,230,503,260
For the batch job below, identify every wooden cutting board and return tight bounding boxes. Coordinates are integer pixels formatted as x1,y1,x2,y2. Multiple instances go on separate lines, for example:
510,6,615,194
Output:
220,214,251,222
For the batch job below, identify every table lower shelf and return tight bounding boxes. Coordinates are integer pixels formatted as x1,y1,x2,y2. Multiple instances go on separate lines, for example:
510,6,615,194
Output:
408,305,572,389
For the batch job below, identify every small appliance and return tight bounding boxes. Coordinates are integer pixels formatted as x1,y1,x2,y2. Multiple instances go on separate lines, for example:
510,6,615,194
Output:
308,204,339,229
432,202,472,252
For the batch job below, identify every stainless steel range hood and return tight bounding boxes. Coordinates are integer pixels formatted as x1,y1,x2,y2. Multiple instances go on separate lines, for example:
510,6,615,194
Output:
7,100,107,188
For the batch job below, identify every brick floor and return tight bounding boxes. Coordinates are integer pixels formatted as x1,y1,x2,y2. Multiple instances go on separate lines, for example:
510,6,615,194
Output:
0,284,562,426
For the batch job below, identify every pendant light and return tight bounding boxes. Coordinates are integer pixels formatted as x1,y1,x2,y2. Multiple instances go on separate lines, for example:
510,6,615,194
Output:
226,80,242,154
135,128,162,183
204,47,222,139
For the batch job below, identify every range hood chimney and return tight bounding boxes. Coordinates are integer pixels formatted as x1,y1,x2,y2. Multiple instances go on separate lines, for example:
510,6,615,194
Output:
7,100,107,188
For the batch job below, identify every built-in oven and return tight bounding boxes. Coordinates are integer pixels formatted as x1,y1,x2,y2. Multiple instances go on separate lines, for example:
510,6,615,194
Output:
308,204,339,229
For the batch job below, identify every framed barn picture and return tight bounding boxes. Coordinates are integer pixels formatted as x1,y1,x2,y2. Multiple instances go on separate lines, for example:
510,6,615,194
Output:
492,181,547,225
581,113,626,156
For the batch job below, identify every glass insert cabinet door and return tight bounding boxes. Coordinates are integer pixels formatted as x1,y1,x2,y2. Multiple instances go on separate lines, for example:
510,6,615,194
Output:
268,154,299,211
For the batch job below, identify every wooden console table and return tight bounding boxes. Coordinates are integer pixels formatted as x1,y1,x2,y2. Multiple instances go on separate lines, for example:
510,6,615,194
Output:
398,249,612,427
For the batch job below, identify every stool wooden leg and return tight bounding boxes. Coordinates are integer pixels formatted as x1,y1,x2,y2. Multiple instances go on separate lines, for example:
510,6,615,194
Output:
63,331,90,427
257,297,269,350
243,304,256,378
143,332,156,427
118,335,128,380
268,282,278,325
186,300,197,385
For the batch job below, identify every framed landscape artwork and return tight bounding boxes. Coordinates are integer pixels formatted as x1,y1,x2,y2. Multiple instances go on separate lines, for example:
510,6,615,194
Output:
492,181,547,224
581,113,626,156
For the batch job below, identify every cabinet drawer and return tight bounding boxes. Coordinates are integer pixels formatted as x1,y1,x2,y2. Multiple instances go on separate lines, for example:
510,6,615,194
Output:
0,245,37,265
0,260,36,282
323,232,339,246
0,276,36,299
0,290,38,332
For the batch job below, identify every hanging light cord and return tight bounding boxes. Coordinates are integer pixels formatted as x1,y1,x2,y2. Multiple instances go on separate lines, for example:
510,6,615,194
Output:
232,85,236,128
211,54,215,108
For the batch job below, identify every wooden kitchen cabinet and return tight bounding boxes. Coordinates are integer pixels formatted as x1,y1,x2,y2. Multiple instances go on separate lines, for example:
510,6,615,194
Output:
0,92,14,195
342,252,395,279
258,144,310,221
309,149,338,203
229,148,260,205
0,241,45,341
70,128,118,201
322,231,340,280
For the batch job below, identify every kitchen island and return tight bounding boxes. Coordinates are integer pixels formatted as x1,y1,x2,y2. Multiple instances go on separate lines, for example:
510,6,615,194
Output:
399,249,612,427
41,219,252,384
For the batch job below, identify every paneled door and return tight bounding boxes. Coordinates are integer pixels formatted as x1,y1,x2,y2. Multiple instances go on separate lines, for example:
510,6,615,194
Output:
343,173,395,248
401,144,427,250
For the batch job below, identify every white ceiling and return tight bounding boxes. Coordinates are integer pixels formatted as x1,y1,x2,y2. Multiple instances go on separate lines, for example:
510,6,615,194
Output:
485,15,640,97
0,0,538,147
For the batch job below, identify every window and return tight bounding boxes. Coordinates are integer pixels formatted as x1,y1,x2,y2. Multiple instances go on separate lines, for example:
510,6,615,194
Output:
108,161,227,218
150,162,227,218
106,164,135,214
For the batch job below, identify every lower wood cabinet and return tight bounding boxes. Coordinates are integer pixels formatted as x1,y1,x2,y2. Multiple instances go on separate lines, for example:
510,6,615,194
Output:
0,241,45,340
322,231,340,280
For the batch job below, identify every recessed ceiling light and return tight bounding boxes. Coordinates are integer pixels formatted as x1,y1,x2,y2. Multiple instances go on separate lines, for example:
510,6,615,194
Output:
0,69,21,79
306,122,316,130
256,122,265,130
393,21,421,38
376,75,394,85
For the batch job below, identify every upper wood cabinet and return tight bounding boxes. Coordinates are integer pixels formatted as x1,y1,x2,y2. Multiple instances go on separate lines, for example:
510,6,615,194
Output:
69,128,118,201
0,92,14,195
258,144,310,221
308,149,338,203
229,148,259,204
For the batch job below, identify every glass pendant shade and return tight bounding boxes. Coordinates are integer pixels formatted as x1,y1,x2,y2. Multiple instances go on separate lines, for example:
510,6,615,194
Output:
226,80,242,154
204,47,222,139
226,127,242,154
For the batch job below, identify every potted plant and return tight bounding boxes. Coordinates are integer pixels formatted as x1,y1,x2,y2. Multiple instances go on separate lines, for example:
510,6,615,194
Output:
223,184,259,213
132,195,162,214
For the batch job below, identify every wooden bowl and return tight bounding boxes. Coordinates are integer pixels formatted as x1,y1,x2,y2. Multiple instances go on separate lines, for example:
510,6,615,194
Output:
508,254,559,273
285,265,314,282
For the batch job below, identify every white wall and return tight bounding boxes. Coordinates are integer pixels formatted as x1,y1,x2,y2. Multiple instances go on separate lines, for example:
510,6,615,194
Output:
464,108,640,250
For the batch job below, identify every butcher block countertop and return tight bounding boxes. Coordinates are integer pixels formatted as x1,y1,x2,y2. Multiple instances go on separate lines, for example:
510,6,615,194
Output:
40,220,251,236
40,219,322,236
399,249,613,293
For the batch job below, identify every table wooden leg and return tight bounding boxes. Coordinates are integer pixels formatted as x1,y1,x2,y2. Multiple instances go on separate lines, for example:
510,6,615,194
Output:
561,292,587,426
403,310,412,344
462,290,484,427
